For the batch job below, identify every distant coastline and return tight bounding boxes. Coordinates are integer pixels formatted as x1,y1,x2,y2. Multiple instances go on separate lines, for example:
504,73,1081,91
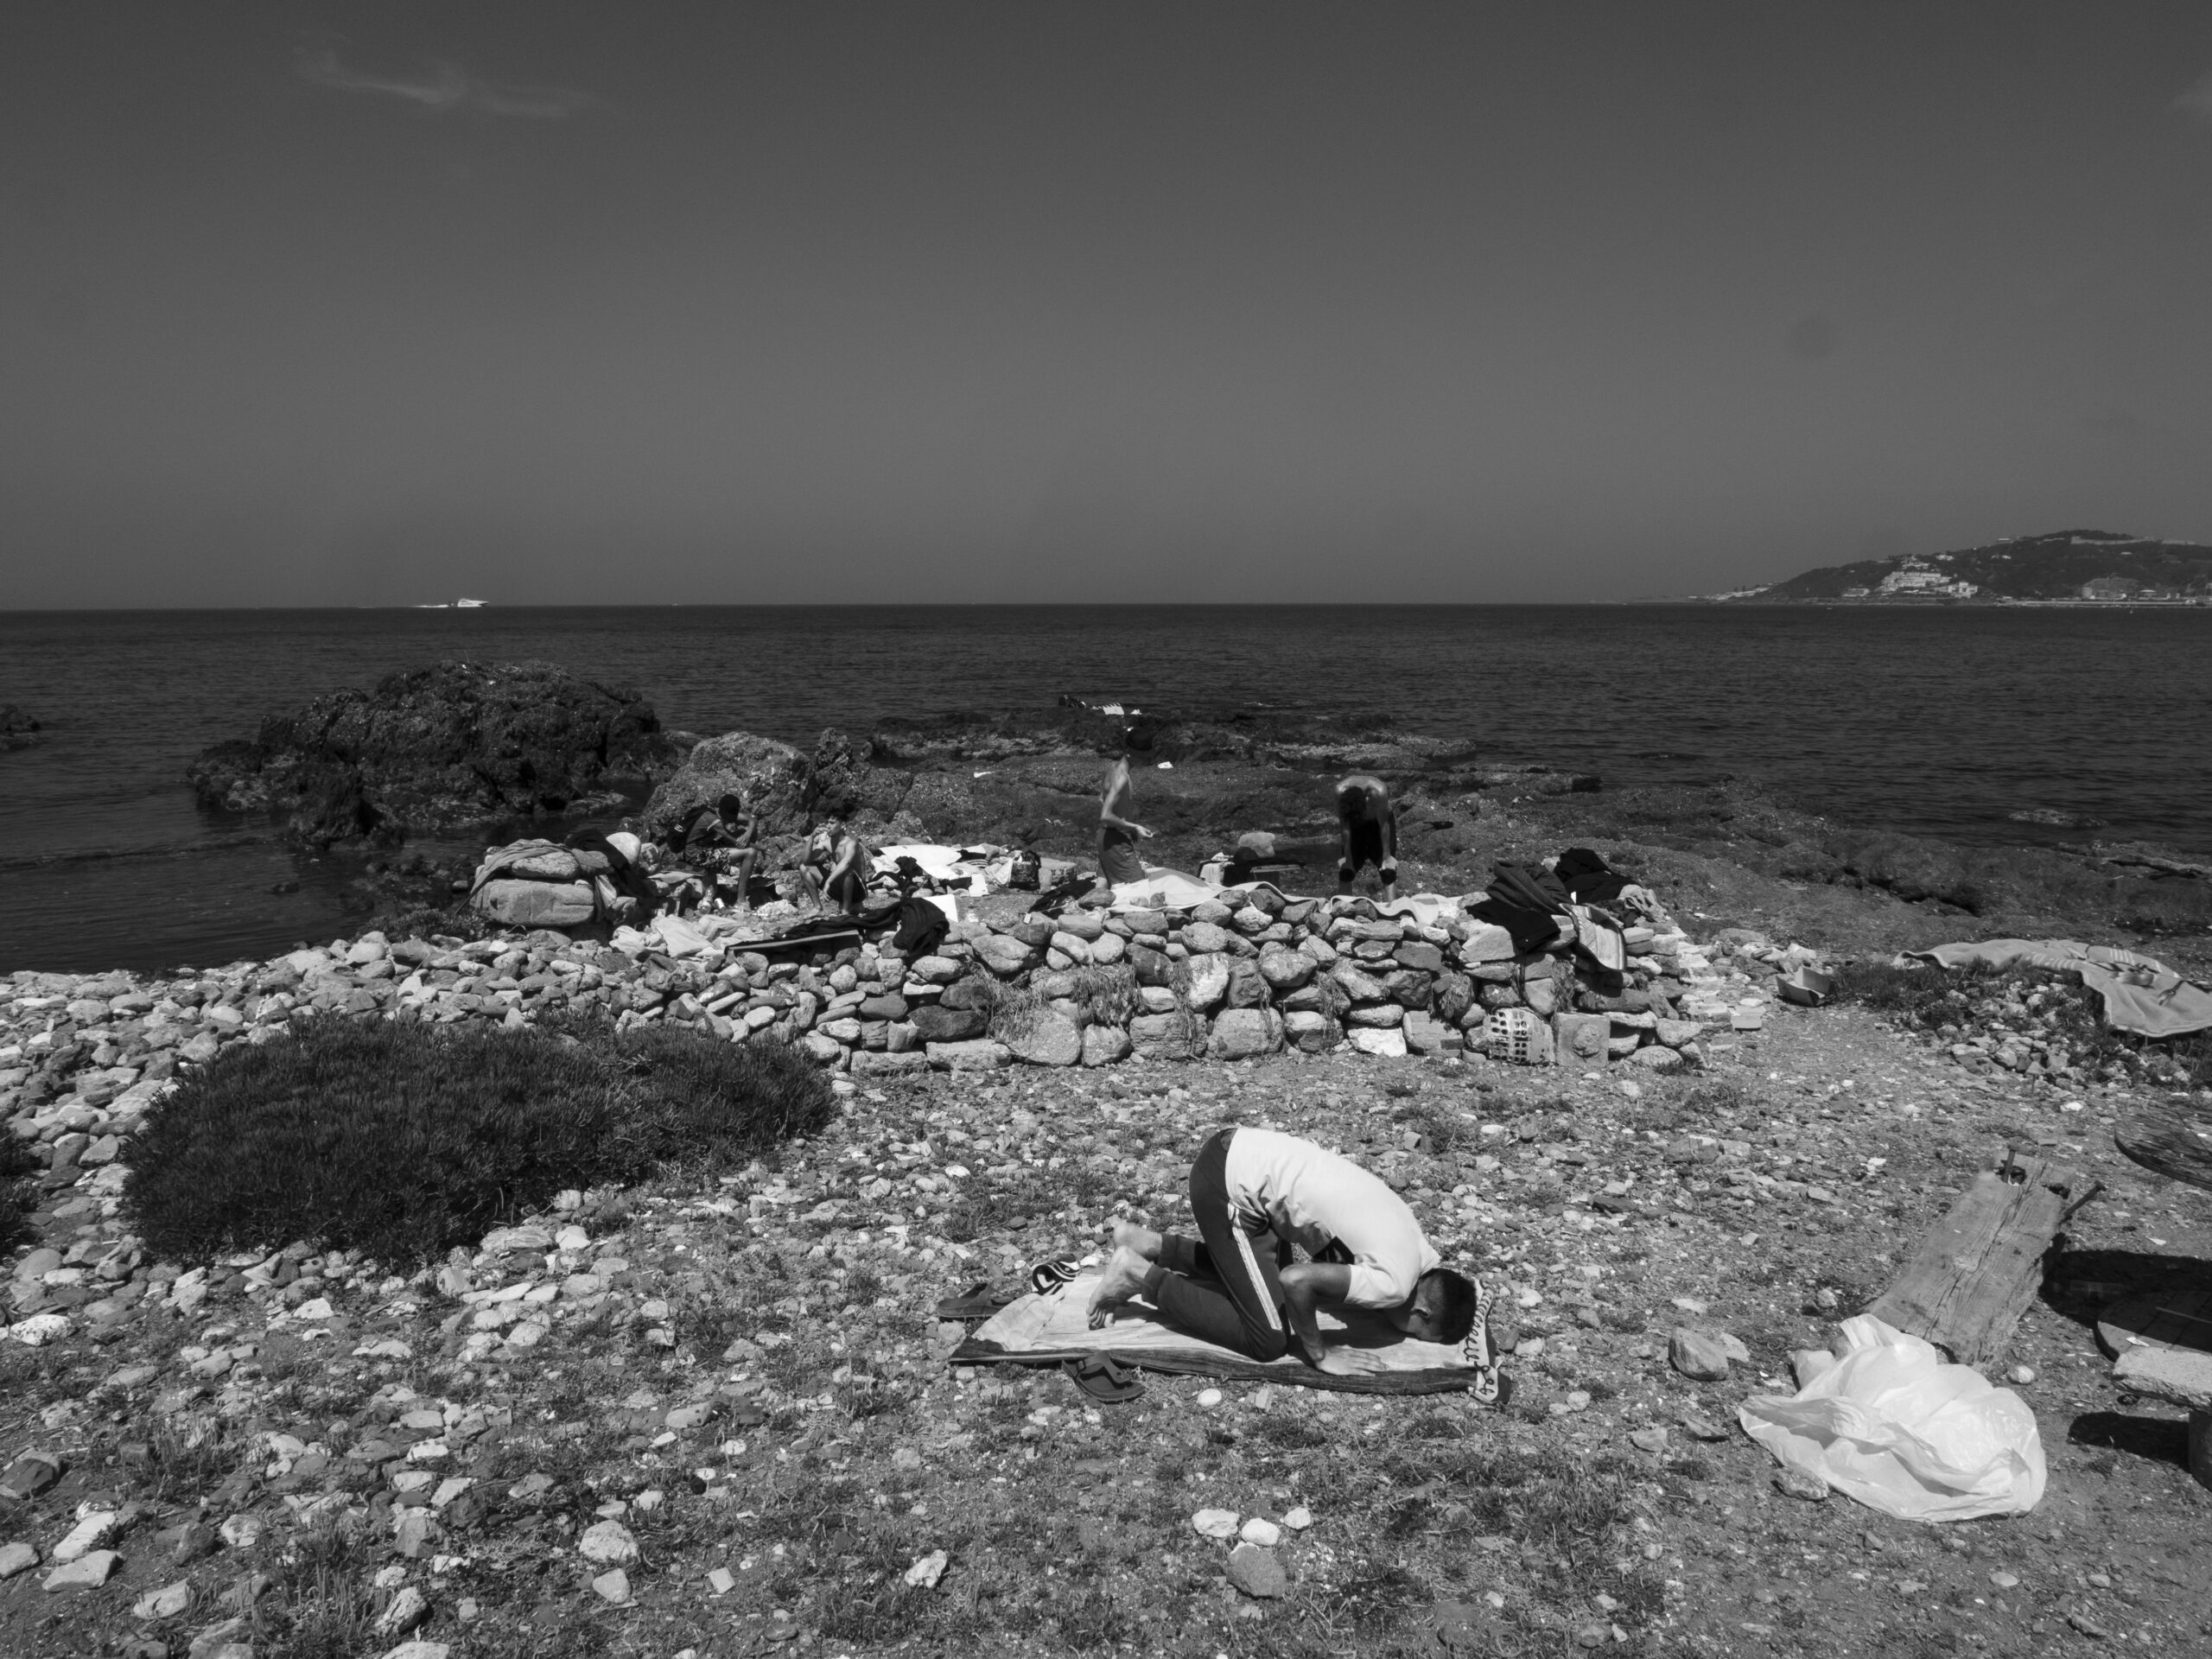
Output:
1686,528,2212,606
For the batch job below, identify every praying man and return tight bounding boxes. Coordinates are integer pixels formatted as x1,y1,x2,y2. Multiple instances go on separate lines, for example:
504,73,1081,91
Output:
1088,1126,1485,1376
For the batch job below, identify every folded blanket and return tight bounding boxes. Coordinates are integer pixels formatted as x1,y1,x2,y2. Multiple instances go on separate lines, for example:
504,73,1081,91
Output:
950,1272,1504,1398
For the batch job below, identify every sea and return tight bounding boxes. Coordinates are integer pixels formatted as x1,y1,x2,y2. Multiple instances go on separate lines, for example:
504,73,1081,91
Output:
3,604,2209,976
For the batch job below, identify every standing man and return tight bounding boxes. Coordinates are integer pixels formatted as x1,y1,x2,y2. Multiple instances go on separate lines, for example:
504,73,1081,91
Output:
1087,1127,1487,1379
1336,773,1398,901
1097,739,1154,888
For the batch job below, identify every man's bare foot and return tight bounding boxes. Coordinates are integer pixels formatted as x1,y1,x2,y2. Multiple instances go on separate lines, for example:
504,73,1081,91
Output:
1086,1246,1158,1329
1109,1219,1163,1261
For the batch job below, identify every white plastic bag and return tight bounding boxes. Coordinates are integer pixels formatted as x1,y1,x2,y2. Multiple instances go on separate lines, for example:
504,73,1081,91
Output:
1738,1315,2045,1522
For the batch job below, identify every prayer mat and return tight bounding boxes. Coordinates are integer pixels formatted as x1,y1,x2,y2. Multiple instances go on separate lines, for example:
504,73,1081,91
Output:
949,1272,1507,1399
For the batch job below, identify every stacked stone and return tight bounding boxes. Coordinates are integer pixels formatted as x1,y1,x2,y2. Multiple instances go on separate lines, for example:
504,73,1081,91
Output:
1,892,1748,1225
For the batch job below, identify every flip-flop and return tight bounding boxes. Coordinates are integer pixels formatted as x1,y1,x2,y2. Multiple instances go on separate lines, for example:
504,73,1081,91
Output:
1463,1275,1502,1406
1029,1258,1083,1296
1063,1355,1146,1404
934,1282,1014,1322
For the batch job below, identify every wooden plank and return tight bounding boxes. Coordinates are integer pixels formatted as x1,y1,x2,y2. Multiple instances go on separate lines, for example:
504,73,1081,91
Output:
2097,1287,2212,1361
2114,1103,2212,1194
1867,1151,2101,1369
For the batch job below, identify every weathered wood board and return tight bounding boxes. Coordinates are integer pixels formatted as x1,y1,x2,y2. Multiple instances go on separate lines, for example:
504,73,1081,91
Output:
1867,1151,2101,1368
2114,1103,2212,1195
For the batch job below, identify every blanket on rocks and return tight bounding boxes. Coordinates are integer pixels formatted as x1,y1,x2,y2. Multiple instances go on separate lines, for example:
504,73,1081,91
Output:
1913,938,2212,1039
950,1273,1503,1397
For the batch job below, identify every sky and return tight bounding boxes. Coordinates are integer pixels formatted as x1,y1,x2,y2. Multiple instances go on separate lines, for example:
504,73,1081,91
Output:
5,3,2212,606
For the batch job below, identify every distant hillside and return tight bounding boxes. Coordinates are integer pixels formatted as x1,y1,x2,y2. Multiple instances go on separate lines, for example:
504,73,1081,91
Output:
1731,530,2212,603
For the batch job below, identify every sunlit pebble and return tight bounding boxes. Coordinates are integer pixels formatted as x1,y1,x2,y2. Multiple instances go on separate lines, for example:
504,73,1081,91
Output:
1283,1506,1313,1531
2005,1366,2036,1385
1196,1388,1224,1408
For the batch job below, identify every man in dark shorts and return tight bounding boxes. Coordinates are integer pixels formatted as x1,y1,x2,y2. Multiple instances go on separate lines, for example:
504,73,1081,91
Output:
1335,772,1397,900
1087,1127,1485,1376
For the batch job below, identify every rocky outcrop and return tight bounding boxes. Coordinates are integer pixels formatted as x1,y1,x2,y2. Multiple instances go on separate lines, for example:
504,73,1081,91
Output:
188,662,674,846
0,705,41,752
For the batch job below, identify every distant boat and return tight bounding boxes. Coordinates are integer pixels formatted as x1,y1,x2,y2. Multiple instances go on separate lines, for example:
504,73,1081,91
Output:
455,598,487,608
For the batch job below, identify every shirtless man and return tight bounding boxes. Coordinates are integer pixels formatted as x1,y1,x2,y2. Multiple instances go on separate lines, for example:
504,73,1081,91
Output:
1088,1127,1485,1376
1336,772,1398,901
1096,741,1154,887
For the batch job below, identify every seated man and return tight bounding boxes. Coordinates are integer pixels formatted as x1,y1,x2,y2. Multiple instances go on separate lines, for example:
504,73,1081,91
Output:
799,820,871,915
1335,772,1398,901
1088,1126,1484,1375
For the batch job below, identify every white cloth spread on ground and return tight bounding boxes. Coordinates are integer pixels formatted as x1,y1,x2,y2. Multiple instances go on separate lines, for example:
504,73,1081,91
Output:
1223,1128,1440,1308
957,1274,1478,1391
1109,867,1222,912
1912,938,2212,1039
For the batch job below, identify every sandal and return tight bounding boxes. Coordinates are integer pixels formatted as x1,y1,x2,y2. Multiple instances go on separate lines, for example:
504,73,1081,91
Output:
935,1282,1015,1322
1063,1355,1146,1404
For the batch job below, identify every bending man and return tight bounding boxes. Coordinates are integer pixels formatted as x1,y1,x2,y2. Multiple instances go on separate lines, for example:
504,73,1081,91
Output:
1336,772,1397,900
1088,1127,1484,1375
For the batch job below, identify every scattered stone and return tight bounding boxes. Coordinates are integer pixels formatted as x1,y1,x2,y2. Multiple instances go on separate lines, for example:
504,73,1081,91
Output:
1669,1328,1732,1382
0,1452,63,1501
134,1580,194,1620
1225,1541,1288,1599
374,1586,429,1637
590,1568,631,1604
579,1519,640,1565
43,1549,119,1591
1773,1467,1828,1502
1239,1517,1282,1548
1282,1506,1313,1531
1191,1508,1239,1540
903,1548,949,1589
54,1510,121,1563
0,1541,40,1580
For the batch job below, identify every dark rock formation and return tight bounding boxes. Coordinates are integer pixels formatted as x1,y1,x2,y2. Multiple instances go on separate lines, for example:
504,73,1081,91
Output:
188,661,675,846
1,705,42,752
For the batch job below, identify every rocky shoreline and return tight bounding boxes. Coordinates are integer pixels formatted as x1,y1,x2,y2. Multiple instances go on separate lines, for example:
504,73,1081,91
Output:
6,671,2212,1656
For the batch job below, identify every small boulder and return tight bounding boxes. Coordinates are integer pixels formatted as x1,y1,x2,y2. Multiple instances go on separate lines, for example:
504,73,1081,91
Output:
1003,1012,1084,1068
1208,1008,1283,1061
1225,1541,1288,1599
1081,1024,1133,1067
1669,1328,1732,1382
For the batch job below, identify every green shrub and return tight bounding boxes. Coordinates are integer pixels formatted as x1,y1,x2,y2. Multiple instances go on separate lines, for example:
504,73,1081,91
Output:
125,1017,832,1267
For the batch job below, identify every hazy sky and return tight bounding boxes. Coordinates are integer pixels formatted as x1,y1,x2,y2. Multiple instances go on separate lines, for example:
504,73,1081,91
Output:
7,3,2212,605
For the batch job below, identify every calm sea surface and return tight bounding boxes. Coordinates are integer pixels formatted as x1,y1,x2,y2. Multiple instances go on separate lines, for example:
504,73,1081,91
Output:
3,605,2208,975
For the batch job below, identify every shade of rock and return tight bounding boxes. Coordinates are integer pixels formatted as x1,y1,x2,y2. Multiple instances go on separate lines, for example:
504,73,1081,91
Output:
1191,1509,1239,1539
1003,1012,1083,1068
0,1452,62,1500
976,936,1035,976
925,1039,1010,1071
910,1003,988,1043
54,1511,119,1563
1225,1541,1288,1599
579,1519,640,1565
1209,1008,1282,1061
1669,1328,1732,1382
1330,962,1387,1003
1401,1012,1446,1054
43,1550,118,1592
1182,955,1230,1012
1081,1023,1132,1067
1628,1044,1684,1071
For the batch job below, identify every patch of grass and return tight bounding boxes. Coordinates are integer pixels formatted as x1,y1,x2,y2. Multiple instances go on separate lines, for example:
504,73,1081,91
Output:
0,1129,39,1255
126,1014,833,1267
